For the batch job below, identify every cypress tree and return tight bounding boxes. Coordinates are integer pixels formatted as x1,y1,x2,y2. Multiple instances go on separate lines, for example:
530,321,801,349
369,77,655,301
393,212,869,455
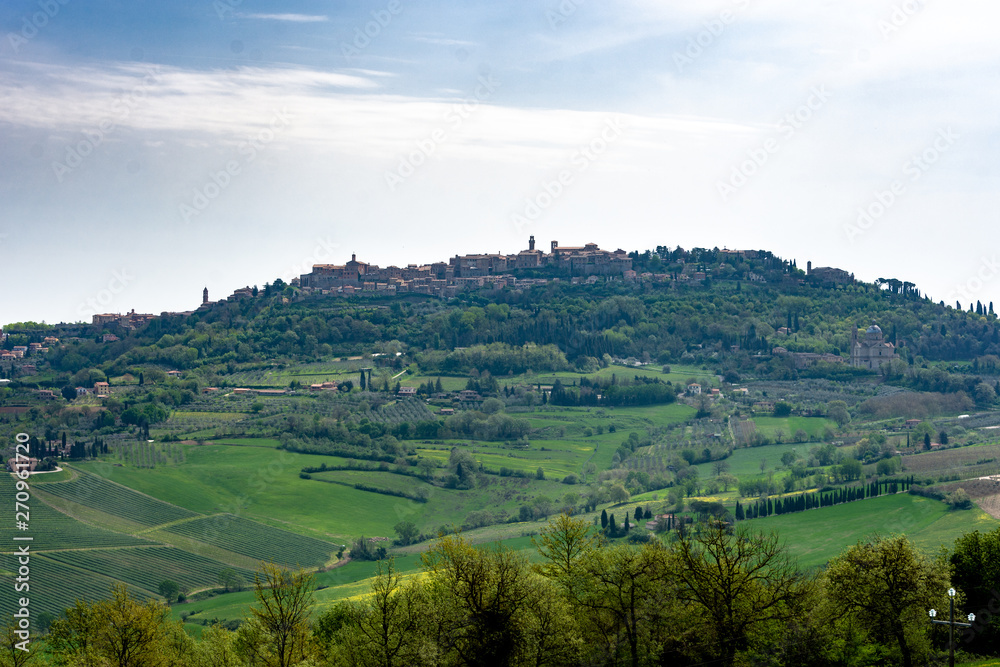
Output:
635,507,643,522
601,509,608,530
735,501,744,521
609,514,617,536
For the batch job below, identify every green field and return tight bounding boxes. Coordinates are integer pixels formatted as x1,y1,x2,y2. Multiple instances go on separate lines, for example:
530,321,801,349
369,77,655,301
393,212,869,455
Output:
694,442,808,477
752,416,837,439
746,493,996,569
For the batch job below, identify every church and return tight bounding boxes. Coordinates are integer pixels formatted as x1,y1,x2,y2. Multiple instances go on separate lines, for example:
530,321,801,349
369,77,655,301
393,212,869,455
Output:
850,321,896,370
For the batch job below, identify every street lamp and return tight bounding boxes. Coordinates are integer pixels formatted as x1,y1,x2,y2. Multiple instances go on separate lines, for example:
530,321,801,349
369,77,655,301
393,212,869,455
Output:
929,588,975,667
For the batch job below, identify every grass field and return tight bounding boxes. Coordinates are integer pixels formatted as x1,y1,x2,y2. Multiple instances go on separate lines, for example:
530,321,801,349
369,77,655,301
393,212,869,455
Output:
694,442,807,477
751,416,838,439
746,493,997,569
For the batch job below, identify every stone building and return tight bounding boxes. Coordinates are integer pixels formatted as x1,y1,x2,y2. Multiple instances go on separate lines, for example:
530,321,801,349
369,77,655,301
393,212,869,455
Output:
851,321,896,370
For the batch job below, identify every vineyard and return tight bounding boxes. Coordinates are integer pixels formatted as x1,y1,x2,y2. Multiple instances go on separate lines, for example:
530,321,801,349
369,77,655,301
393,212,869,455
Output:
35,470,200,527
42,547,256,594
163,514,336,568
902,443,1000,480
0,475,152,551
0,555,152,620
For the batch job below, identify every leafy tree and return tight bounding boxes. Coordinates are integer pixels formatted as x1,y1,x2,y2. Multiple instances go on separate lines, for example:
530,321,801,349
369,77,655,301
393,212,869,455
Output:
393,520,419,546
242,562,315,667
773,401,793,417
825,534,947,667
533,513,602,583
217,567,245,593
421,534,578,667
672,525,813,665
571,541,673,667
158,580,180,602
827,400,850,427
61,385,76,401
328,558,425,667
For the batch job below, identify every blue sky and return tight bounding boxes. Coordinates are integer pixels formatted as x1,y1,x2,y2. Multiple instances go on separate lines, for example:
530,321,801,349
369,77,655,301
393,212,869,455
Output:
2,0,999,323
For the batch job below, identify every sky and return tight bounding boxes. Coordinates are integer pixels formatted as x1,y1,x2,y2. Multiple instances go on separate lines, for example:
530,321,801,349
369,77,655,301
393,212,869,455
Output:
1,0,998,324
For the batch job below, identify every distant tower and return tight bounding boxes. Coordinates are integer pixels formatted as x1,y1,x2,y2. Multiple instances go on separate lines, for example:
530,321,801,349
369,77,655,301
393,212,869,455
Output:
203,287,208,305
529,235,535,251
807,261,812,276
551,240,558,252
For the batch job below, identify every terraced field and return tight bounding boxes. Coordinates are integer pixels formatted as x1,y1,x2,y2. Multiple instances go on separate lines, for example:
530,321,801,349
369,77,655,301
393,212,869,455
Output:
35,470,199,527
164,514,336,568
42,547,256,594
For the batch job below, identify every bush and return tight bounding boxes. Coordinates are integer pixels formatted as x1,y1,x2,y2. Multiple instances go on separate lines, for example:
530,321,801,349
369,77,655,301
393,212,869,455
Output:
946,488,974,510
561,474,579,485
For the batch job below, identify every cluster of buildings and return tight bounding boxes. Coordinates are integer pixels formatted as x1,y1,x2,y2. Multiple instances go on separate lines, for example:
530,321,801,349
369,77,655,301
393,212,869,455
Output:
771,321,897,370
296,238,633,297
91,309,156,329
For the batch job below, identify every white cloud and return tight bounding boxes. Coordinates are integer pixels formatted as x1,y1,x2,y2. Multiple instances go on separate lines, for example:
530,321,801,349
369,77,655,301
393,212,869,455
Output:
239,13,329,23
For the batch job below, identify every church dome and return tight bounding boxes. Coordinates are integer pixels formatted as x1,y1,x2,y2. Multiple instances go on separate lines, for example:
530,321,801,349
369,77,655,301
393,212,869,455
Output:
866,324,882,335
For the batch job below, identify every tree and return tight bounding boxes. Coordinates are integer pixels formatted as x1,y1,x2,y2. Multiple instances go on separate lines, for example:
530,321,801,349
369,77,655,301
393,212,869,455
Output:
718,472,738,492
61,385,76,401
712,459,730,476
158,580,180,603
421,534,572,667
825,534,947,667
217,567,245,593
924,432,932,450
330,558,426,667
1,620,37,667
600,509,608,530
773,401,792,417
939,431,949,445
571,541,673,667
535,466,545,480
393,520,419,546
244,562,315,667
672,525,813,666
827,400,850,427
608,483,630,504
951,527,1000,653
532,513,602,583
